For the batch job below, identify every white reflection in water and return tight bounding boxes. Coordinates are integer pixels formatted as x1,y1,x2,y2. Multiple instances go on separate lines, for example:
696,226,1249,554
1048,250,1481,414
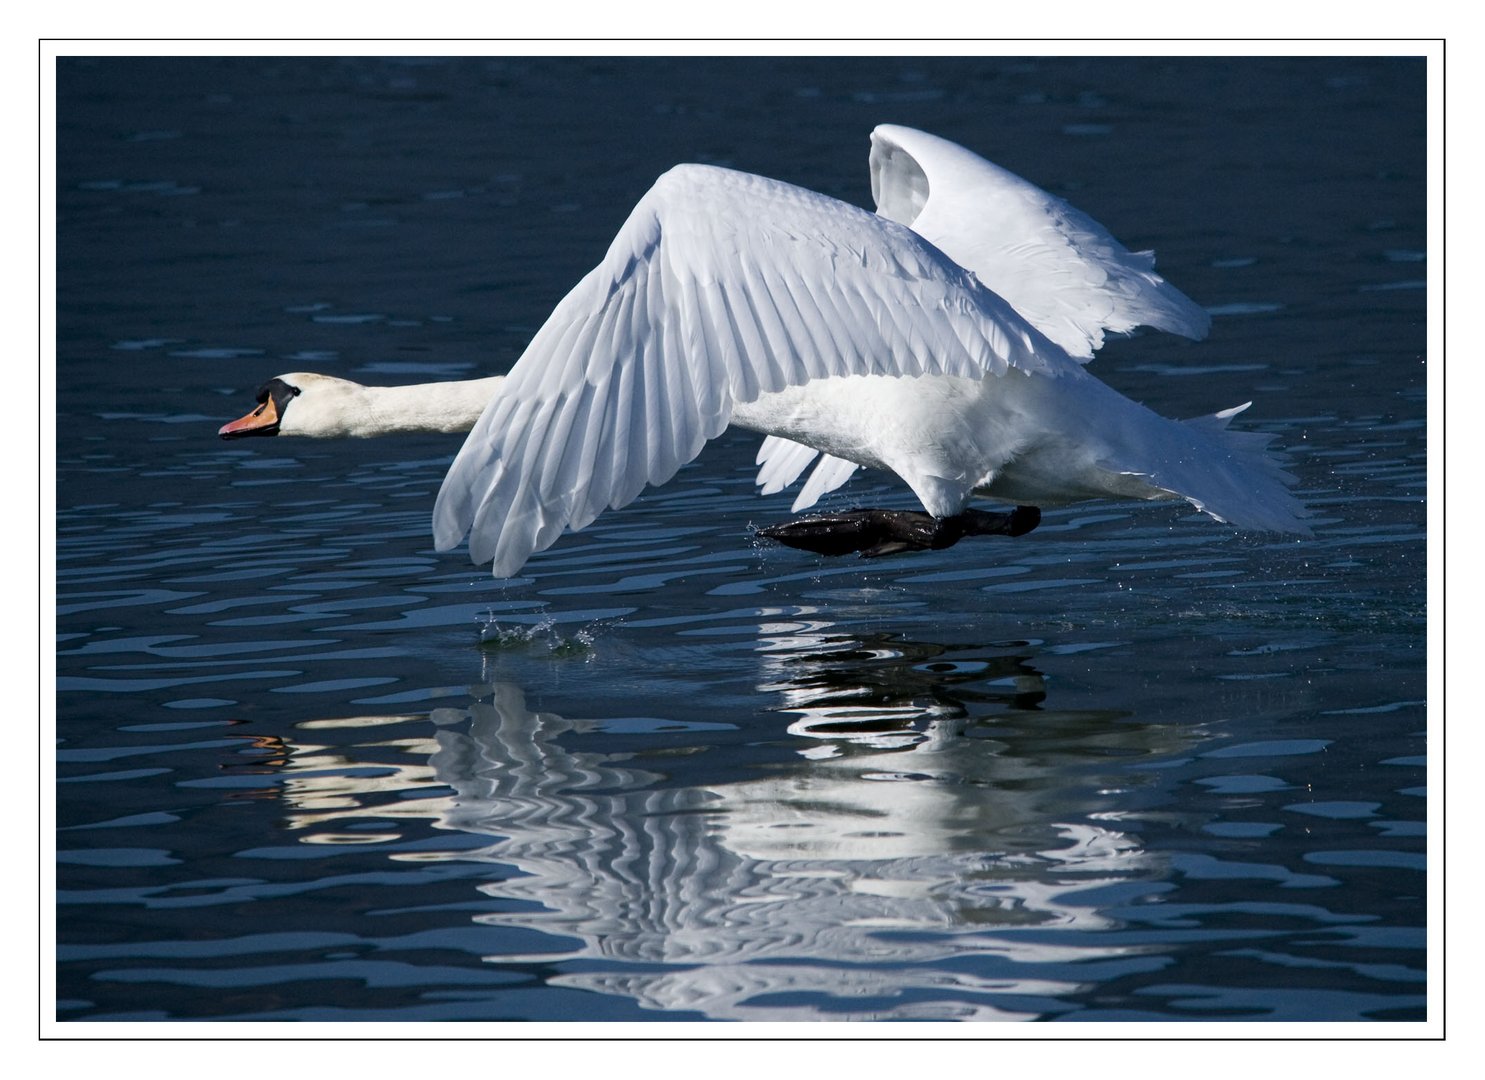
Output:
266,619,1204,1020
261,618,1189,1021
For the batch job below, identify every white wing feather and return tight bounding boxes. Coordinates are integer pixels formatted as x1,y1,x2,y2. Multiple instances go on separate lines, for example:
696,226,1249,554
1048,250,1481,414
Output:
753,435,861,512
434,163,1076,577
755,435,820,495
790,453,860,512
869,124,1211,359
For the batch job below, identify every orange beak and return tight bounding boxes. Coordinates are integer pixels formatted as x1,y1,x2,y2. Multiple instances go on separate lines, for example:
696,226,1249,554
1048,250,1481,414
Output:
219,394,282,439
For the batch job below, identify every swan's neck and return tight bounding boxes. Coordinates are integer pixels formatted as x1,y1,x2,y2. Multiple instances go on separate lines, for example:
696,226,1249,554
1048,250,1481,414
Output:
359,377,506,434
285,374,506,437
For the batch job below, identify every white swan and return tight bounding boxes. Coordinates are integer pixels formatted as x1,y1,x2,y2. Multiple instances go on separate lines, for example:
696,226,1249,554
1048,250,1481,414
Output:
220,125,1309,577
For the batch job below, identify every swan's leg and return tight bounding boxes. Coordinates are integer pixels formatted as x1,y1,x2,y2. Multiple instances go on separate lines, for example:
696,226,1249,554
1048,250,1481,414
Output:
758,506,1039,558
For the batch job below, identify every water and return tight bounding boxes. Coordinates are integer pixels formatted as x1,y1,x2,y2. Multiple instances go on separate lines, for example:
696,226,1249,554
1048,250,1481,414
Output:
53,55,1429,1025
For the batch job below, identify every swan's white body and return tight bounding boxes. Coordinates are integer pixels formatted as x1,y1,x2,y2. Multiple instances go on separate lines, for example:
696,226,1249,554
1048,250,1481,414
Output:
225,125,1308,577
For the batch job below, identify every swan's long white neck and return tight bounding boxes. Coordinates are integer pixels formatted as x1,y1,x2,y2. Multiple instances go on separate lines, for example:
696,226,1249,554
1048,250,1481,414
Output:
274,371,829,443
278,373,507,437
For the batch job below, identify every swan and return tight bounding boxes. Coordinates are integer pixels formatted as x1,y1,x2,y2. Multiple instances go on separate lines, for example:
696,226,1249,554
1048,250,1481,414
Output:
220,124,1309,576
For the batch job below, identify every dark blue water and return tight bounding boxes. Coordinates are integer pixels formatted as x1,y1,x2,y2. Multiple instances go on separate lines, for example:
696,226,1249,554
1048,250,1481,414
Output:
54,55,1429,1024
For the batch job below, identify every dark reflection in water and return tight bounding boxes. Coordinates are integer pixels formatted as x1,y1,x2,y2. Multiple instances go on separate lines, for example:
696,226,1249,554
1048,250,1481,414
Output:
55,54,1429,1025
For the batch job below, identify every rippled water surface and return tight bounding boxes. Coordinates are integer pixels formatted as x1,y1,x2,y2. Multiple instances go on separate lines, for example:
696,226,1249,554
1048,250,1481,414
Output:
54,55,1430,1025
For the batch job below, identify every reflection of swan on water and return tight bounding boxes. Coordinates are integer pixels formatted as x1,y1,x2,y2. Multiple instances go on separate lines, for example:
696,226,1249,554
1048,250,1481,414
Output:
220,124,1307,577
753,616,1049,749
427,687,1139,1020
264,627,1204,1019
416,631,1198,1020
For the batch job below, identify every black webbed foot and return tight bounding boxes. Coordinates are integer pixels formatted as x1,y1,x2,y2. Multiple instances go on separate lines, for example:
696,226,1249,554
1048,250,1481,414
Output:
758,506,1040,558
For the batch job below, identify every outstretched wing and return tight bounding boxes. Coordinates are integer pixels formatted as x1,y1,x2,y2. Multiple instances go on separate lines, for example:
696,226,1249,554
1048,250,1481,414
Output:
869,123,1211,359
434,162,1076,577
755,124,1215,514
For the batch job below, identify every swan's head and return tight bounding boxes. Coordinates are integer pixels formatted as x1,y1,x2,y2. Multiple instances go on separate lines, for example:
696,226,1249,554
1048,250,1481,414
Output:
218,373,366,439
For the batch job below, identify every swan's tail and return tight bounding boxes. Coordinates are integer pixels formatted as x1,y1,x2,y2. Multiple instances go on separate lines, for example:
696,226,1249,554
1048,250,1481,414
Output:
1107,402,1312,535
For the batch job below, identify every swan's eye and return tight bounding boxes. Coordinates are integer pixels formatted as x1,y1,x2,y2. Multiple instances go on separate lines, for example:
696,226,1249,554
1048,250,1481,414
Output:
248,379,302,417
256,379,301,403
